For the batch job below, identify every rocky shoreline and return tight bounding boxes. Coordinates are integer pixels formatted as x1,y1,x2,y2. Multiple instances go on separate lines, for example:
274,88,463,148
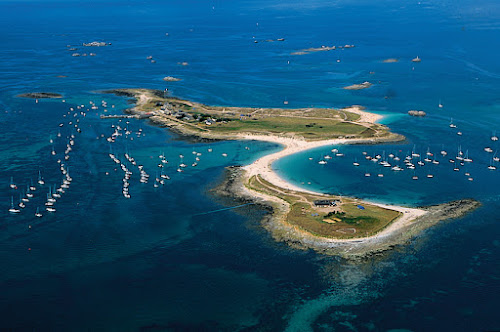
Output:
17,92,63,99
212,167,481,259
104,88,481,259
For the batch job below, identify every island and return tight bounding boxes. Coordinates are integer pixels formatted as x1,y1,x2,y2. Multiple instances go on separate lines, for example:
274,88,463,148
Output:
17,92,63,99
408,110,426,117
163,76,182,82
343,82,373,90
103,88,480,258
291,44,355,56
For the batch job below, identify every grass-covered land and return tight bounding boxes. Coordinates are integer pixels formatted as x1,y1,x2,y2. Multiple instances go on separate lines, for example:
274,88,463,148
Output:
247,175,401,239
105,88,392,141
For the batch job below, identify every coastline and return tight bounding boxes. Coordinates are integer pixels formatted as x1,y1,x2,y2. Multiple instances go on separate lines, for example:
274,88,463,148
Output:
17,92,63,99
213,166,480,258
105,88,481,258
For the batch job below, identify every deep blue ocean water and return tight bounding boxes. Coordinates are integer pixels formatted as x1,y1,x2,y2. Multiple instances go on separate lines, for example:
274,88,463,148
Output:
0,0,499,330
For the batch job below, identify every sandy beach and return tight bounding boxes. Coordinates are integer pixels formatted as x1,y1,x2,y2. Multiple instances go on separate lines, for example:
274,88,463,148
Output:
110,88,479,256
239,133,429,245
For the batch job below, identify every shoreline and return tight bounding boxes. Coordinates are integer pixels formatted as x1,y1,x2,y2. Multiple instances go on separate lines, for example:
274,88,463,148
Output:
17,92,63,99
213,166,480,258
104,88,481,258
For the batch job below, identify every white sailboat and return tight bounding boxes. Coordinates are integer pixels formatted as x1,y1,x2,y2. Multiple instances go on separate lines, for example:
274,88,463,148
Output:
18,194,26,209
8,197,20,213
487,158,497,170
35,207,43,218
38,170,45,185
26,185,34,198
29,179,36,191
9,176,17,189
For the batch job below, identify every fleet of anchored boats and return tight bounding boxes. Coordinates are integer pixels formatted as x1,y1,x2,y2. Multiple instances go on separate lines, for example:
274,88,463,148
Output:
7,98,227,218
7,98,497,218
314,119,498,182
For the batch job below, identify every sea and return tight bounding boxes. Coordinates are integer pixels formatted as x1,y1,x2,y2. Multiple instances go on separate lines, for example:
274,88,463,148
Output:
0,0,499,330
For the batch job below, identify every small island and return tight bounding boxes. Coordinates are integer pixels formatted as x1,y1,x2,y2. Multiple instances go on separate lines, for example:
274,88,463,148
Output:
103,88,479,258
17,92,63,99
408,110,426,117
291,44,355,55
343,82,373,90
163,76,182,82
383,58,399,63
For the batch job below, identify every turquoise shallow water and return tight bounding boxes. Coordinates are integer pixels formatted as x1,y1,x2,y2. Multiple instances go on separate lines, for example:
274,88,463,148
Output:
1,0,500,330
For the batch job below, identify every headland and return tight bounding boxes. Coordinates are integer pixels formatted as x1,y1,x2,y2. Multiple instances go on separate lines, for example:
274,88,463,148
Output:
104,88,480,258
17,92,63,99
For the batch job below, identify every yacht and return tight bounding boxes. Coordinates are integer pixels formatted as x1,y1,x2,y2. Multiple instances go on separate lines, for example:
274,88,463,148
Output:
9,177,17,189
35,207,42,218
426,174,434,178
484,147,493,153
8,197,20,213
18,195,26,209
449,118,457,128
46,206,56,212
21,193,29,203
318,160,327,165
26,185,34,198
464,150,473,163
38,171,45,185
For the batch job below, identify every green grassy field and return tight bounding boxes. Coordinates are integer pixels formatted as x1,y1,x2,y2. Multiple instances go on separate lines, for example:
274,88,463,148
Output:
110,89,391,141
248,175,401,239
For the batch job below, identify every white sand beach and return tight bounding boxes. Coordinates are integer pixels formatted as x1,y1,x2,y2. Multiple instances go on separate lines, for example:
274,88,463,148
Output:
239,133,429,244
